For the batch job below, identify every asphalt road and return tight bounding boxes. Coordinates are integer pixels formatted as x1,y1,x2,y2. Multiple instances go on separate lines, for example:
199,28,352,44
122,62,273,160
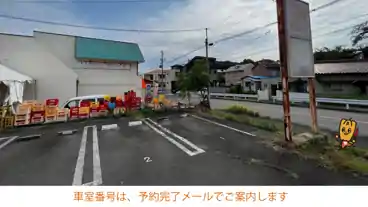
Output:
166,93,368,138
210,99,368,137
0,114,366,185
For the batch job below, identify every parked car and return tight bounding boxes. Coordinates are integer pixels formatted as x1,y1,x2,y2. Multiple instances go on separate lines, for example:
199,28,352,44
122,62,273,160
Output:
61,94,108,109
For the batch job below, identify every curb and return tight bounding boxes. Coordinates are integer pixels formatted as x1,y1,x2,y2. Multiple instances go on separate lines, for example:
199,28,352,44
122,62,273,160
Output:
58,129,78,136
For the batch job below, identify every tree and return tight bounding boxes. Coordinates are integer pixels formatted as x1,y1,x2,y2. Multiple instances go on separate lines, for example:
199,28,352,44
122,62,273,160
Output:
241,58,255,64
313,46,356,61
351,21,368,46
177,59,210,109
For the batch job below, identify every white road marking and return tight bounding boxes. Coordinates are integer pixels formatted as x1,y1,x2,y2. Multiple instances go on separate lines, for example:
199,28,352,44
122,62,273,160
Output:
143,120,201,156
0,136,18,150
190,114,256,137
129,121,143,126
92,125,103,186
144,157,152,163
146,118,205,155
72,126,89,186
101,124,119,131
82,180,100,186
0,136,12,141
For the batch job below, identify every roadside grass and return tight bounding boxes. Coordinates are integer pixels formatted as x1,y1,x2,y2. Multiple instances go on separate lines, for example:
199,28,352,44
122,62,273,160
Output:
206,104,368,175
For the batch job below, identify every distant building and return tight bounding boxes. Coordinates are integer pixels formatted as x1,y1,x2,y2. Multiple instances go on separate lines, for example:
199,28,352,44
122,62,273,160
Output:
143,68,180,93
315,60,368,95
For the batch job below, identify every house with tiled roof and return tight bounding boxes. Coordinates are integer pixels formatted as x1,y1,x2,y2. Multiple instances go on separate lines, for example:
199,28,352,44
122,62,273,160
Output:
314,60,368,95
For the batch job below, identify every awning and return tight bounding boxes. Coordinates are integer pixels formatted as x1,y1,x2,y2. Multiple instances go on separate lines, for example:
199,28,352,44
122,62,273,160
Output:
0,63,33,82
0,64,34,105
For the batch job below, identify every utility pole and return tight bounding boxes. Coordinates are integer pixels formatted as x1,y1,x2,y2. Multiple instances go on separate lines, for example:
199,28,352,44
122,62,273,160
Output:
276,0,292,142
204,28,211,108
159,50,164,93
308,78,318,133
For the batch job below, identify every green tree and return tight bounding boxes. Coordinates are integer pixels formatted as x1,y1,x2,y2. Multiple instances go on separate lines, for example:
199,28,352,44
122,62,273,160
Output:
177,59,210,108
241,58,255,64
351,21,368,46
313,46,356,61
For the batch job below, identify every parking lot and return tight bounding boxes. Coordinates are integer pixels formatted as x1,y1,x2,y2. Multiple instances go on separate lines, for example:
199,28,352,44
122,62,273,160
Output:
0,114,367,185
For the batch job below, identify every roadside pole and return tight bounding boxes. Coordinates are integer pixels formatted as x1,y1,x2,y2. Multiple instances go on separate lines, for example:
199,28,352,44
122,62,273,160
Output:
160,50,164,94
276,0,293,142
205,28,211,109
308,78,318,133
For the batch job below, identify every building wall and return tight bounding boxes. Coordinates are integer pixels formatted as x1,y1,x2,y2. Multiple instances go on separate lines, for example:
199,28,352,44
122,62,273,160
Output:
251,64,280,76
224,70,247,86
33,32,142,96
144,69,179,92
0,33,77,104
314,81,361,95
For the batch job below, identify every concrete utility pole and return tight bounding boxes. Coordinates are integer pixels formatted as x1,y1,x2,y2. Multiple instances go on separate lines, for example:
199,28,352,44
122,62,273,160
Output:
276,0,292,142
204,28,211,108
159,50,164,93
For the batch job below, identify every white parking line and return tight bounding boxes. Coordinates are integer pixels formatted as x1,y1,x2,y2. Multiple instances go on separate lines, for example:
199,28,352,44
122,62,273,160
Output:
190,114,256,137
72,126,89,186
0,136,12,141
92,125,102,186
0,136,18,150
143,120,202,156
146,118,205,155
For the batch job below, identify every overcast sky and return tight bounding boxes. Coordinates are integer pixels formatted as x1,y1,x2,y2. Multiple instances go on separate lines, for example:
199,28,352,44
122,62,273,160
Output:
0,0,367,72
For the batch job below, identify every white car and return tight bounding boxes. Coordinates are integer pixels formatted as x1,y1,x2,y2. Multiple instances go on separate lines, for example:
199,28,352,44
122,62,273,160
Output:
61,94,108,109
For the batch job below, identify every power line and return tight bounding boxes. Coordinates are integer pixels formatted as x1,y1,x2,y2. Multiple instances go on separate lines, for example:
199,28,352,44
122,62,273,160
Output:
165,0,348,64
13,0,183,3
233,20,367,60
0,13,204,33
165,46,204,64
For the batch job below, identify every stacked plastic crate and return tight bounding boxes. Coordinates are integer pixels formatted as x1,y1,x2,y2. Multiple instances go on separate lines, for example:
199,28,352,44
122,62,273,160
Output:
14,102,32,126
30,102,45,124
44,99,58,123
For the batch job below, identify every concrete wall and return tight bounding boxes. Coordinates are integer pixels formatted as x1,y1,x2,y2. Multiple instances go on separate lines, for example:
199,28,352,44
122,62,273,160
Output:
0,33,77,104
33,31,142,96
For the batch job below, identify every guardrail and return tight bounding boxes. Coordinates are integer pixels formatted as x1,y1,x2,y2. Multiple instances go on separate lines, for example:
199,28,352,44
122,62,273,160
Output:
210,93,368,109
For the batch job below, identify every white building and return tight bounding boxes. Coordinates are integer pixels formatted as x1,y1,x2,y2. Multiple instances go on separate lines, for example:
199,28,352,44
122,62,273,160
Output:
143,68,180,92
0,31,145,105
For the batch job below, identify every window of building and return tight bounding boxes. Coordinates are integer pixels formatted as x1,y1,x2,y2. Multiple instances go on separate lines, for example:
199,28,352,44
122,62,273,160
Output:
158,74,166,79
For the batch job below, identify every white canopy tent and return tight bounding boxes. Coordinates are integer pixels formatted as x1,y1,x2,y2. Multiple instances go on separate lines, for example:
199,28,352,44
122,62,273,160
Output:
0,63,35,106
